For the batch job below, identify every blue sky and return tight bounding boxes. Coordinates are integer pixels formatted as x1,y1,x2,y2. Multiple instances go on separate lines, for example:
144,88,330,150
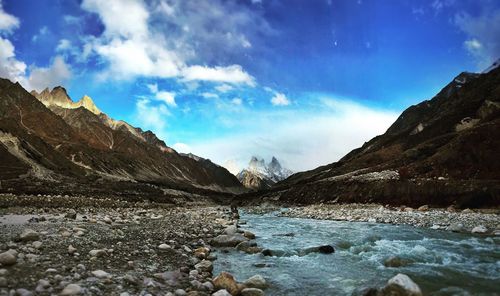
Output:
1,0,499,173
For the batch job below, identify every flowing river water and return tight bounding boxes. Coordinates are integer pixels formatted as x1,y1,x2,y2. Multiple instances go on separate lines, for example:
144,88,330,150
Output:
213,212,499,295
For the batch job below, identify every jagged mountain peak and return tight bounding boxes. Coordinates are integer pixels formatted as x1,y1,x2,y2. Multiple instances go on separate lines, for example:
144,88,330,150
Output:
31,86,102,114
269,156,282,171
237,156,293,190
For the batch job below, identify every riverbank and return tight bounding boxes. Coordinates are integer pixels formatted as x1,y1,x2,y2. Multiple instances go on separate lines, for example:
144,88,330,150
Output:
0,194,234,295
274,203,500,235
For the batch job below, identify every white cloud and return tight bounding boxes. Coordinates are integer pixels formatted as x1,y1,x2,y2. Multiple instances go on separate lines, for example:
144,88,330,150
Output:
82,0,149,39
56,39,72,52
0,1,19,32
0,6,71,92
201,92,219,99
464,38,482,52
0,3,25,84
0,37,27,84
215,84,234,93
231,97,243,105
183,97,399,173
26,56,72,92
181,65,255,86
31,26,49,42
156,91,177,107
271,92,290,106
455,9,500,69
147,83,158,93
133,98,170,140
146,83,177,107
79,0,263,85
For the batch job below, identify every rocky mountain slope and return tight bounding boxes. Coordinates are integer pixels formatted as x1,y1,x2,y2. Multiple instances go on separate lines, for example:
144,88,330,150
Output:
0,79,243,199
250,65,500,208
237,156,292,190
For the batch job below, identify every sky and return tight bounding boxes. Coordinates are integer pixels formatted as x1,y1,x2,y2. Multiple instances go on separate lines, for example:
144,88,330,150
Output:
0,0,499,174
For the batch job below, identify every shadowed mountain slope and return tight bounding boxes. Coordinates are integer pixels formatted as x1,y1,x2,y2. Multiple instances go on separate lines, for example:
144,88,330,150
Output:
248,65,500,208
0,79,243,199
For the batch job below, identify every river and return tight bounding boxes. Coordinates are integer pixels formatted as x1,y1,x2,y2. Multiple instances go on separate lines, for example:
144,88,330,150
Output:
213,212,499,295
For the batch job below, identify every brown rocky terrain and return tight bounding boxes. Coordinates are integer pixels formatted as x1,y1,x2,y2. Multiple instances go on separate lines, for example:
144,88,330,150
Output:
245,66,500,208
0,79,244,200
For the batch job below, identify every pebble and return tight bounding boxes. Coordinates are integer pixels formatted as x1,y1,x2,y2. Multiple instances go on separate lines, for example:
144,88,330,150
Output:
175,288,187,296
446,223,465,232
16,288,33,296
0,252,17,266
19,229,40,242
158,243,172,250
60,283,83,295
212,290,232,296
471,225,488,234
68,245,77,255
91,270,111,279
65,209,77,219
89,249,106,257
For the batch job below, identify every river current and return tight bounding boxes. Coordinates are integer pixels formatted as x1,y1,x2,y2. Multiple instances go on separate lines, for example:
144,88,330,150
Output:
213,212,499,295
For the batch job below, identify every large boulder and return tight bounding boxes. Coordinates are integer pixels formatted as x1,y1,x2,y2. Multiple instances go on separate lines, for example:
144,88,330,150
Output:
211,234,248,247
243,275,267,289
379,273,423,296
384,256,410,268
471,225,488,234
195,260,213,273
213,272,241,296
236,241,262,254
318,245,335,254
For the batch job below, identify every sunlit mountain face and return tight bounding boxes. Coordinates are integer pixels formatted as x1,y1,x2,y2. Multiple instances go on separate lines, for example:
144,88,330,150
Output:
1,0,499,173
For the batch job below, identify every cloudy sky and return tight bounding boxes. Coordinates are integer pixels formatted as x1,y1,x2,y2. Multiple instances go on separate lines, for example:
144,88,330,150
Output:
1,0,499,174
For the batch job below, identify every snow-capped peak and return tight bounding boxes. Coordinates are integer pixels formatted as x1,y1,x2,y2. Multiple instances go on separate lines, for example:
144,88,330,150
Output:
240,156,293,182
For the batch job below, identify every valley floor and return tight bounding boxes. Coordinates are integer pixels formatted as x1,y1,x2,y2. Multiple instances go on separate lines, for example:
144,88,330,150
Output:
1,194,499,296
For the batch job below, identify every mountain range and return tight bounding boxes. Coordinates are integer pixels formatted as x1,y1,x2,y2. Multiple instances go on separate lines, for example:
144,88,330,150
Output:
246,62,500,208
237,156,293,190
0,80,243,201
1,61,499,207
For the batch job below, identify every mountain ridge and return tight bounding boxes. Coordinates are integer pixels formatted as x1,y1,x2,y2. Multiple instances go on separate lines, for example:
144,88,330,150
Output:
244,65,500,207
0,79,244,200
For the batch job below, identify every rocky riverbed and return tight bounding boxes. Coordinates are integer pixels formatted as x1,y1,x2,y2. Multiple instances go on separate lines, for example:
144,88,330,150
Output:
0,194,241,296
276,203,500,235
